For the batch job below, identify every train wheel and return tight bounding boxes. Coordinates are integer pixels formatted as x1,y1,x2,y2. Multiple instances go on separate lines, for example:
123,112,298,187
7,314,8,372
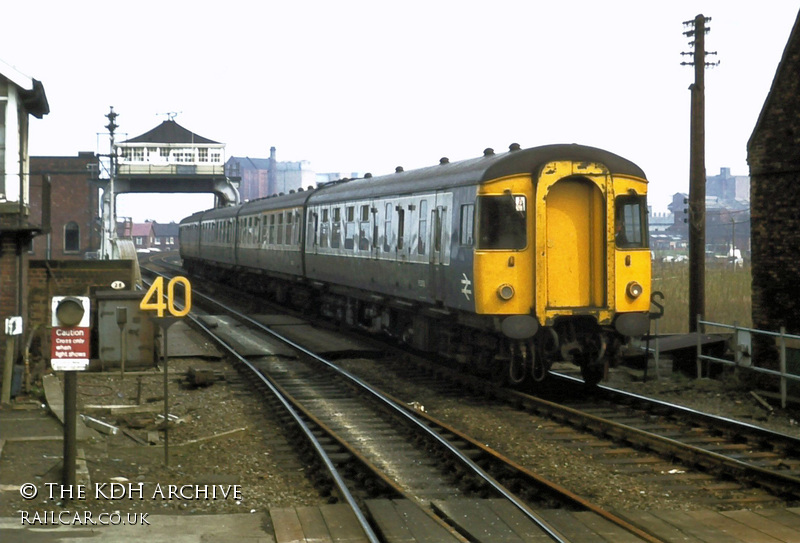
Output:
580,360,605,386
490,357,510,386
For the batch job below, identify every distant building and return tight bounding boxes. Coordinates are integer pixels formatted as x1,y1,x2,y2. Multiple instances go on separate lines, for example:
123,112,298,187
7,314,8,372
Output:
748,8,800,341
29,152,101,260
665,178,751,255
707,167,750,202
226,147,316,201
152,221,179,251
117,221,155,251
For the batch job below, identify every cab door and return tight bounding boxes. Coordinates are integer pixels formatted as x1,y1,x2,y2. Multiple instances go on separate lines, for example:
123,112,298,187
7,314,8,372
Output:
544,177,605,308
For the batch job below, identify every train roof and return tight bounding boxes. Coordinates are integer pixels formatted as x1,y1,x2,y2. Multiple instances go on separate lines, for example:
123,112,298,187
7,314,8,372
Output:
307,143,646,204
179,144,646,222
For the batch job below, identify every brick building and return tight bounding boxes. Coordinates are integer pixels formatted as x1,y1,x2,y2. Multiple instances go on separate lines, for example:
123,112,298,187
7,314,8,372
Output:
225,147,317,201
747,10,800,347
0,59,48,391
29,152,101,259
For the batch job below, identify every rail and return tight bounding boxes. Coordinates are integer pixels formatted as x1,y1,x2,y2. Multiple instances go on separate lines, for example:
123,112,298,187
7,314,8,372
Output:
696,315,800,408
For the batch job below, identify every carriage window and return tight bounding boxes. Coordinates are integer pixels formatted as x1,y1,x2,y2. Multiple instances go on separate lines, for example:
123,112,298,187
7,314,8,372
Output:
418,200,428,255
383,203,393,252
397,207,405,250
434,207,444,253
615,195,648,249
476,194,526,250
345,206,356,249
320,208,330,248
359,205,370,251
307,212,317,247
460,204,475,245
331,208,341,248
286,211,294,246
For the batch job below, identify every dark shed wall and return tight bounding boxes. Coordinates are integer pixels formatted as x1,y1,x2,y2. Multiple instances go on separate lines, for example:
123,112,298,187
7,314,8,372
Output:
747,10,800,350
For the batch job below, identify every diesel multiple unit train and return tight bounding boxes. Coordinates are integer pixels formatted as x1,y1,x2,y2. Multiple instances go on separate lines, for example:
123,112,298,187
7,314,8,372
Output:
180,144,651,385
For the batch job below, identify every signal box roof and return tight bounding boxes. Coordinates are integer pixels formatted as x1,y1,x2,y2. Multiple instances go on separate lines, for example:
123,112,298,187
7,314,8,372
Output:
122,120,219,145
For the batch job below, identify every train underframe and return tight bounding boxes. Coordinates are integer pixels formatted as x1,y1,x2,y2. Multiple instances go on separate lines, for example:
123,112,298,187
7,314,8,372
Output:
186,259,623,387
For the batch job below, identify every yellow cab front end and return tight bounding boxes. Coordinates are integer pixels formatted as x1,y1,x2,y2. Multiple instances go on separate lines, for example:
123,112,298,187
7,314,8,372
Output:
471,159,650,381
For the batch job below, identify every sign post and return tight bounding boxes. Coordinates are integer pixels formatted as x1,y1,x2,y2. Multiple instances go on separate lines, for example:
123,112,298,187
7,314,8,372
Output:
2,317,23,405
139,276,191,466
51,296,91,491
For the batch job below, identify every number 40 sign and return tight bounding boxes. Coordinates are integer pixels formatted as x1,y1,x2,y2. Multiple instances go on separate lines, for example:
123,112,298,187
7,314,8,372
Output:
140,276,192,317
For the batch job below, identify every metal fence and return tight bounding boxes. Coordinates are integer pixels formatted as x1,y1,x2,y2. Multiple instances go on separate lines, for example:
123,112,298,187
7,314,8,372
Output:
696,315,800,408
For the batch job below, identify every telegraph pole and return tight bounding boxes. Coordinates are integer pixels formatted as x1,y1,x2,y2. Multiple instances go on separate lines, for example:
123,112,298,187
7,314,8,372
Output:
682,14,718,333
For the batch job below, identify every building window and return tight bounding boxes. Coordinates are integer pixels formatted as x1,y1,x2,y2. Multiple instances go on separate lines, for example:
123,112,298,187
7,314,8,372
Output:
198,148,208,162
64,222,80,252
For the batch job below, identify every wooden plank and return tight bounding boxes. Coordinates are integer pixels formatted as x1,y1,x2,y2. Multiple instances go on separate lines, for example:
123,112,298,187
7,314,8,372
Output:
296,506,334,543
392,499,463,543
572,511,644,543
271,507,308,543
432,499,524,542
721,510,800,543
534,509,610,543
651,510,742,543
365,500,414,543
686,510,782,543
612,510,694,542
320,504,370,543
484,500,562,542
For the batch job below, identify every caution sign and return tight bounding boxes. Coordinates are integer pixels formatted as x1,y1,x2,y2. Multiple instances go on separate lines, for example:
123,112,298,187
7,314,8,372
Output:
51,296,91,371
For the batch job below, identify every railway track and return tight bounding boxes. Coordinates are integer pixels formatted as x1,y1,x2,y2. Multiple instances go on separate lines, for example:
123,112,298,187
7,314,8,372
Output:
141,264,664,542
144,256,800,509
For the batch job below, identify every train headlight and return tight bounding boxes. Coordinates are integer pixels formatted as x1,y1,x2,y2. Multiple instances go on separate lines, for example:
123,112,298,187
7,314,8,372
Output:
626,281,644,299
497,284,515,300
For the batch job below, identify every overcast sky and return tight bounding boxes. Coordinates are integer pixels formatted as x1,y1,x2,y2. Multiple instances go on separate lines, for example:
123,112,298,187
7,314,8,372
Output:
3,1,798,221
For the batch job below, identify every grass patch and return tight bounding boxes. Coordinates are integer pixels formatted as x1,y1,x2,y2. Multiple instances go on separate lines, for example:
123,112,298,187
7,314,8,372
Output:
651,261,751,334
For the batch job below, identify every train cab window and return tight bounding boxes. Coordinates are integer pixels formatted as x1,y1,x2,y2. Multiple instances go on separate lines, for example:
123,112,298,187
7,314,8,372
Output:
418,200,428,255
460,204,475,245
476,194,527,250
615,195,648,249
331,208,341,248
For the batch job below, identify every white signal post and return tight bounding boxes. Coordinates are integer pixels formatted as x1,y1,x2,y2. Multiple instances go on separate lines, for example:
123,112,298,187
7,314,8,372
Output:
139,276,192,466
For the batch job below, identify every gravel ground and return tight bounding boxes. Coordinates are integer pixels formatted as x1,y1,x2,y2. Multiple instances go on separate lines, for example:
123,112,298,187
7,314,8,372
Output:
2,354,798,518
336,357,800,511
0,357,324,518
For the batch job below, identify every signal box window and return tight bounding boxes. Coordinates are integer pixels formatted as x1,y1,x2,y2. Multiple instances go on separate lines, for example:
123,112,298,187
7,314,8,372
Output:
615,195,648,249
476,194,526,250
